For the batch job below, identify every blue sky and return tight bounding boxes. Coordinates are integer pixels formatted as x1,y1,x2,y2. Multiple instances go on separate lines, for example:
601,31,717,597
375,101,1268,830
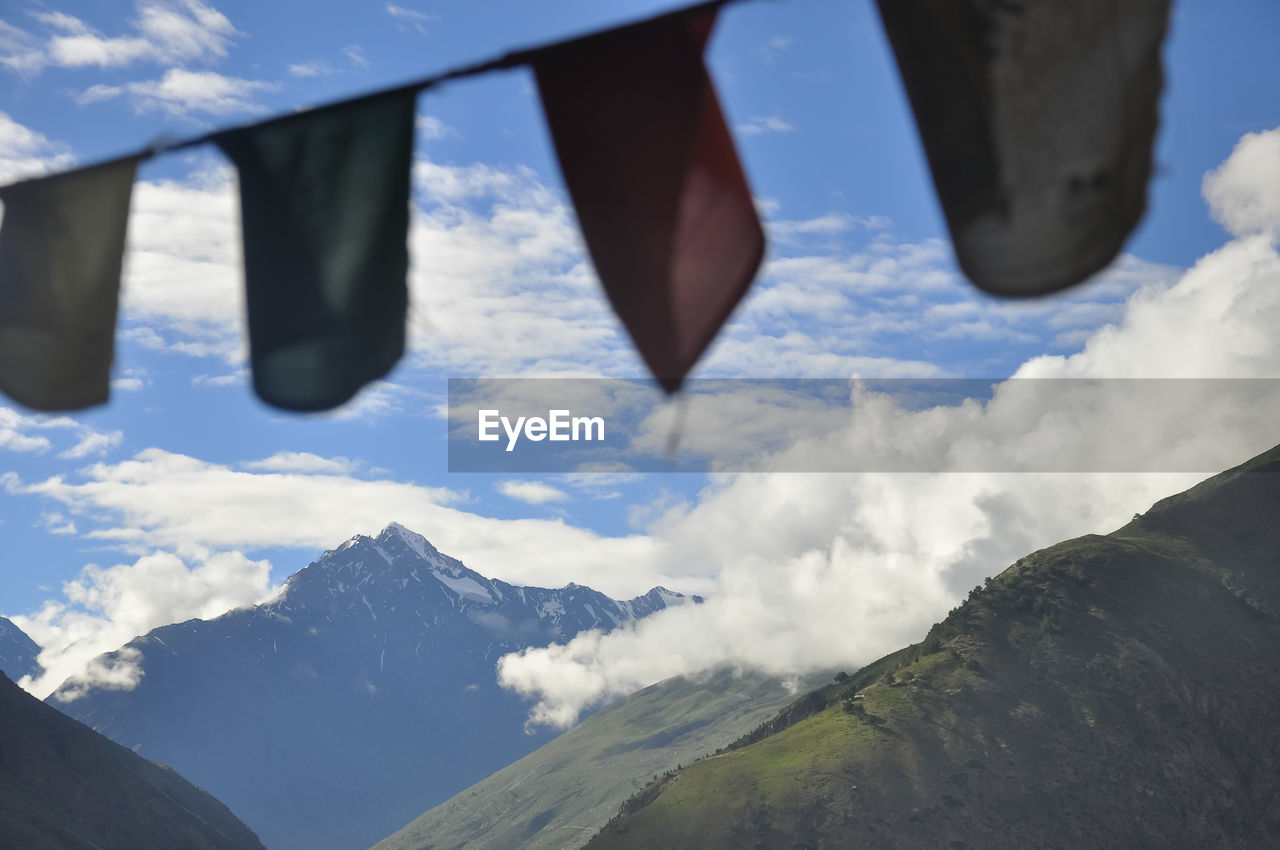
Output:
2,0,1279,716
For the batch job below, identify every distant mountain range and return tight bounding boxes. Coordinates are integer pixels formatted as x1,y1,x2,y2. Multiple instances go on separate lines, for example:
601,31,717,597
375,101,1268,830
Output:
587,444,1280,849
0,616,40,682
375,668,833,850
0,671,264,850
52,523,697,850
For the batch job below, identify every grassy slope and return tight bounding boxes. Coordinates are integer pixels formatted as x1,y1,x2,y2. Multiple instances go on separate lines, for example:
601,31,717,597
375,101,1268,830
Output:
589,445,1280,849
372,668,830,850
0,672,266,850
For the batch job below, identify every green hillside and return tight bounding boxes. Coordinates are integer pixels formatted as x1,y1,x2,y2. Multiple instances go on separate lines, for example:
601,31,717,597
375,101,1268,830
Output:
372,668,830,850
588,445,1280,849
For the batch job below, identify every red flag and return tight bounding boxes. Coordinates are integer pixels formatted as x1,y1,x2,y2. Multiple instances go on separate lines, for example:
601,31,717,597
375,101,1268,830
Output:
532,5,764,392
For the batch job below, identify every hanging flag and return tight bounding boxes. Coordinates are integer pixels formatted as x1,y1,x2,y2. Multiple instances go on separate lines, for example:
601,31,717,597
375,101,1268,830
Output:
876,0,1171,296
0,157,141,411
532,4,764,393
215,91,416,412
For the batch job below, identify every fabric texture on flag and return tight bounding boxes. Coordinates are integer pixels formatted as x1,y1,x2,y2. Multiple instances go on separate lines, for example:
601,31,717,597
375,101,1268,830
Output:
877,0,1171,296
533,6,764,393
216,91,416,412
0,157,140,411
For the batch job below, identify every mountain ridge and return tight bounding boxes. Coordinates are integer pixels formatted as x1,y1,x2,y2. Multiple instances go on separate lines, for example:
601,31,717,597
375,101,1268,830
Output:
52,523,696,850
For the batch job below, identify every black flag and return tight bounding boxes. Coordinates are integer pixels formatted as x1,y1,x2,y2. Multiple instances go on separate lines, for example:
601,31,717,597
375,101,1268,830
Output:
216,91,416,411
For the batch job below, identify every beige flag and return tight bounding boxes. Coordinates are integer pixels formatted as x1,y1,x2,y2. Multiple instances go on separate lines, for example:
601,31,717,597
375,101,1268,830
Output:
877,0,1172,296
0,157,140,411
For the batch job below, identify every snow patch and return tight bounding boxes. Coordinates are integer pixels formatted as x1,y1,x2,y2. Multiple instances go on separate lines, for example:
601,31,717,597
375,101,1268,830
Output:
537,599,565,619
437,574,494,603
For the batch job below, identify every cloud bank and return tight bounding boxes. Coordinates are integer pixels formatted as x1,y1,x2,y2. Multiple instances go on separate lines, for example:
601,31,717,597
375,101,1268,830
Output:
497,126,1280,727
15,549,277,699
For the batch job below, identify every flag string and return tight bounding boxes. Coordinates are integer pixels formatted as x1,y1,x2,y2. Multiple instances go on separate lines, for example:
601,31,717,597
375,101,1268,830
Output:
3,0,756,184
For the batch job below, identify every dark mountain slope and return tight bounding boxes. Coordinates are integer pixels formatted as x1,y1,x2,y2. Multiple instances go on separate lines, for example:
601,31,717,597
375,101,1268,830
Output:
50,524,694,850
0,616,39,682
589,444,1280,849
0,671,264,850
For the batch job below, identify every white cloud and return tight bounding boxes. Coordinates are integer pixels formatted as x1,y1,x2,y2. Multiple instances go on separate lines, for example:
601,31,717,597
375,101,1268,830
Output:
191,371,244,387
497,480,570,505
0,407,121,458
0,111,75,181
559,470,641,501
769,212,852,239
16,549,278,699
58,430,124,460
497,127,1280,727
111,377,146,392
117,68,274,115
416,114,458,140
342,44,367,68
41,0,237,70
242,452,358,475
0,19,47,74
287,61,331,78
735,114,795,136
1202,126,1280,239
39,512,77,535
753,196,781,217
762,237,955,296
75,83,125,105
386,4,436,35
499,469,1197,727
49,33,151,68
767,213,893,246
118,163,244,360
404,157,637,380
0,421,52,454
1016,245,1280,380
501,363,1280,726
10,448,664,594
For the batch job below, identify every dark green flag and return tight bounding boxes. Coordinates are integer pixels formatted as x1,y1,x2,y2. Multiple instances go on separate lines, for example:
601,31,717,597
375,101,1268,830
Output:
876,0,1171,296
0,157,140,411
216,91,416,412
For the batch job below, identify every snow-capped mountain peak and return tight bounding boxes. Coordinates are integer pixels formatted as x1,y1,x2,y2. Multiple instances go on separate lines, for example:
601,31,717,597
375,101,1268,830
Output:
52,522,702,850
380,522,437,559
278,524,701,639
